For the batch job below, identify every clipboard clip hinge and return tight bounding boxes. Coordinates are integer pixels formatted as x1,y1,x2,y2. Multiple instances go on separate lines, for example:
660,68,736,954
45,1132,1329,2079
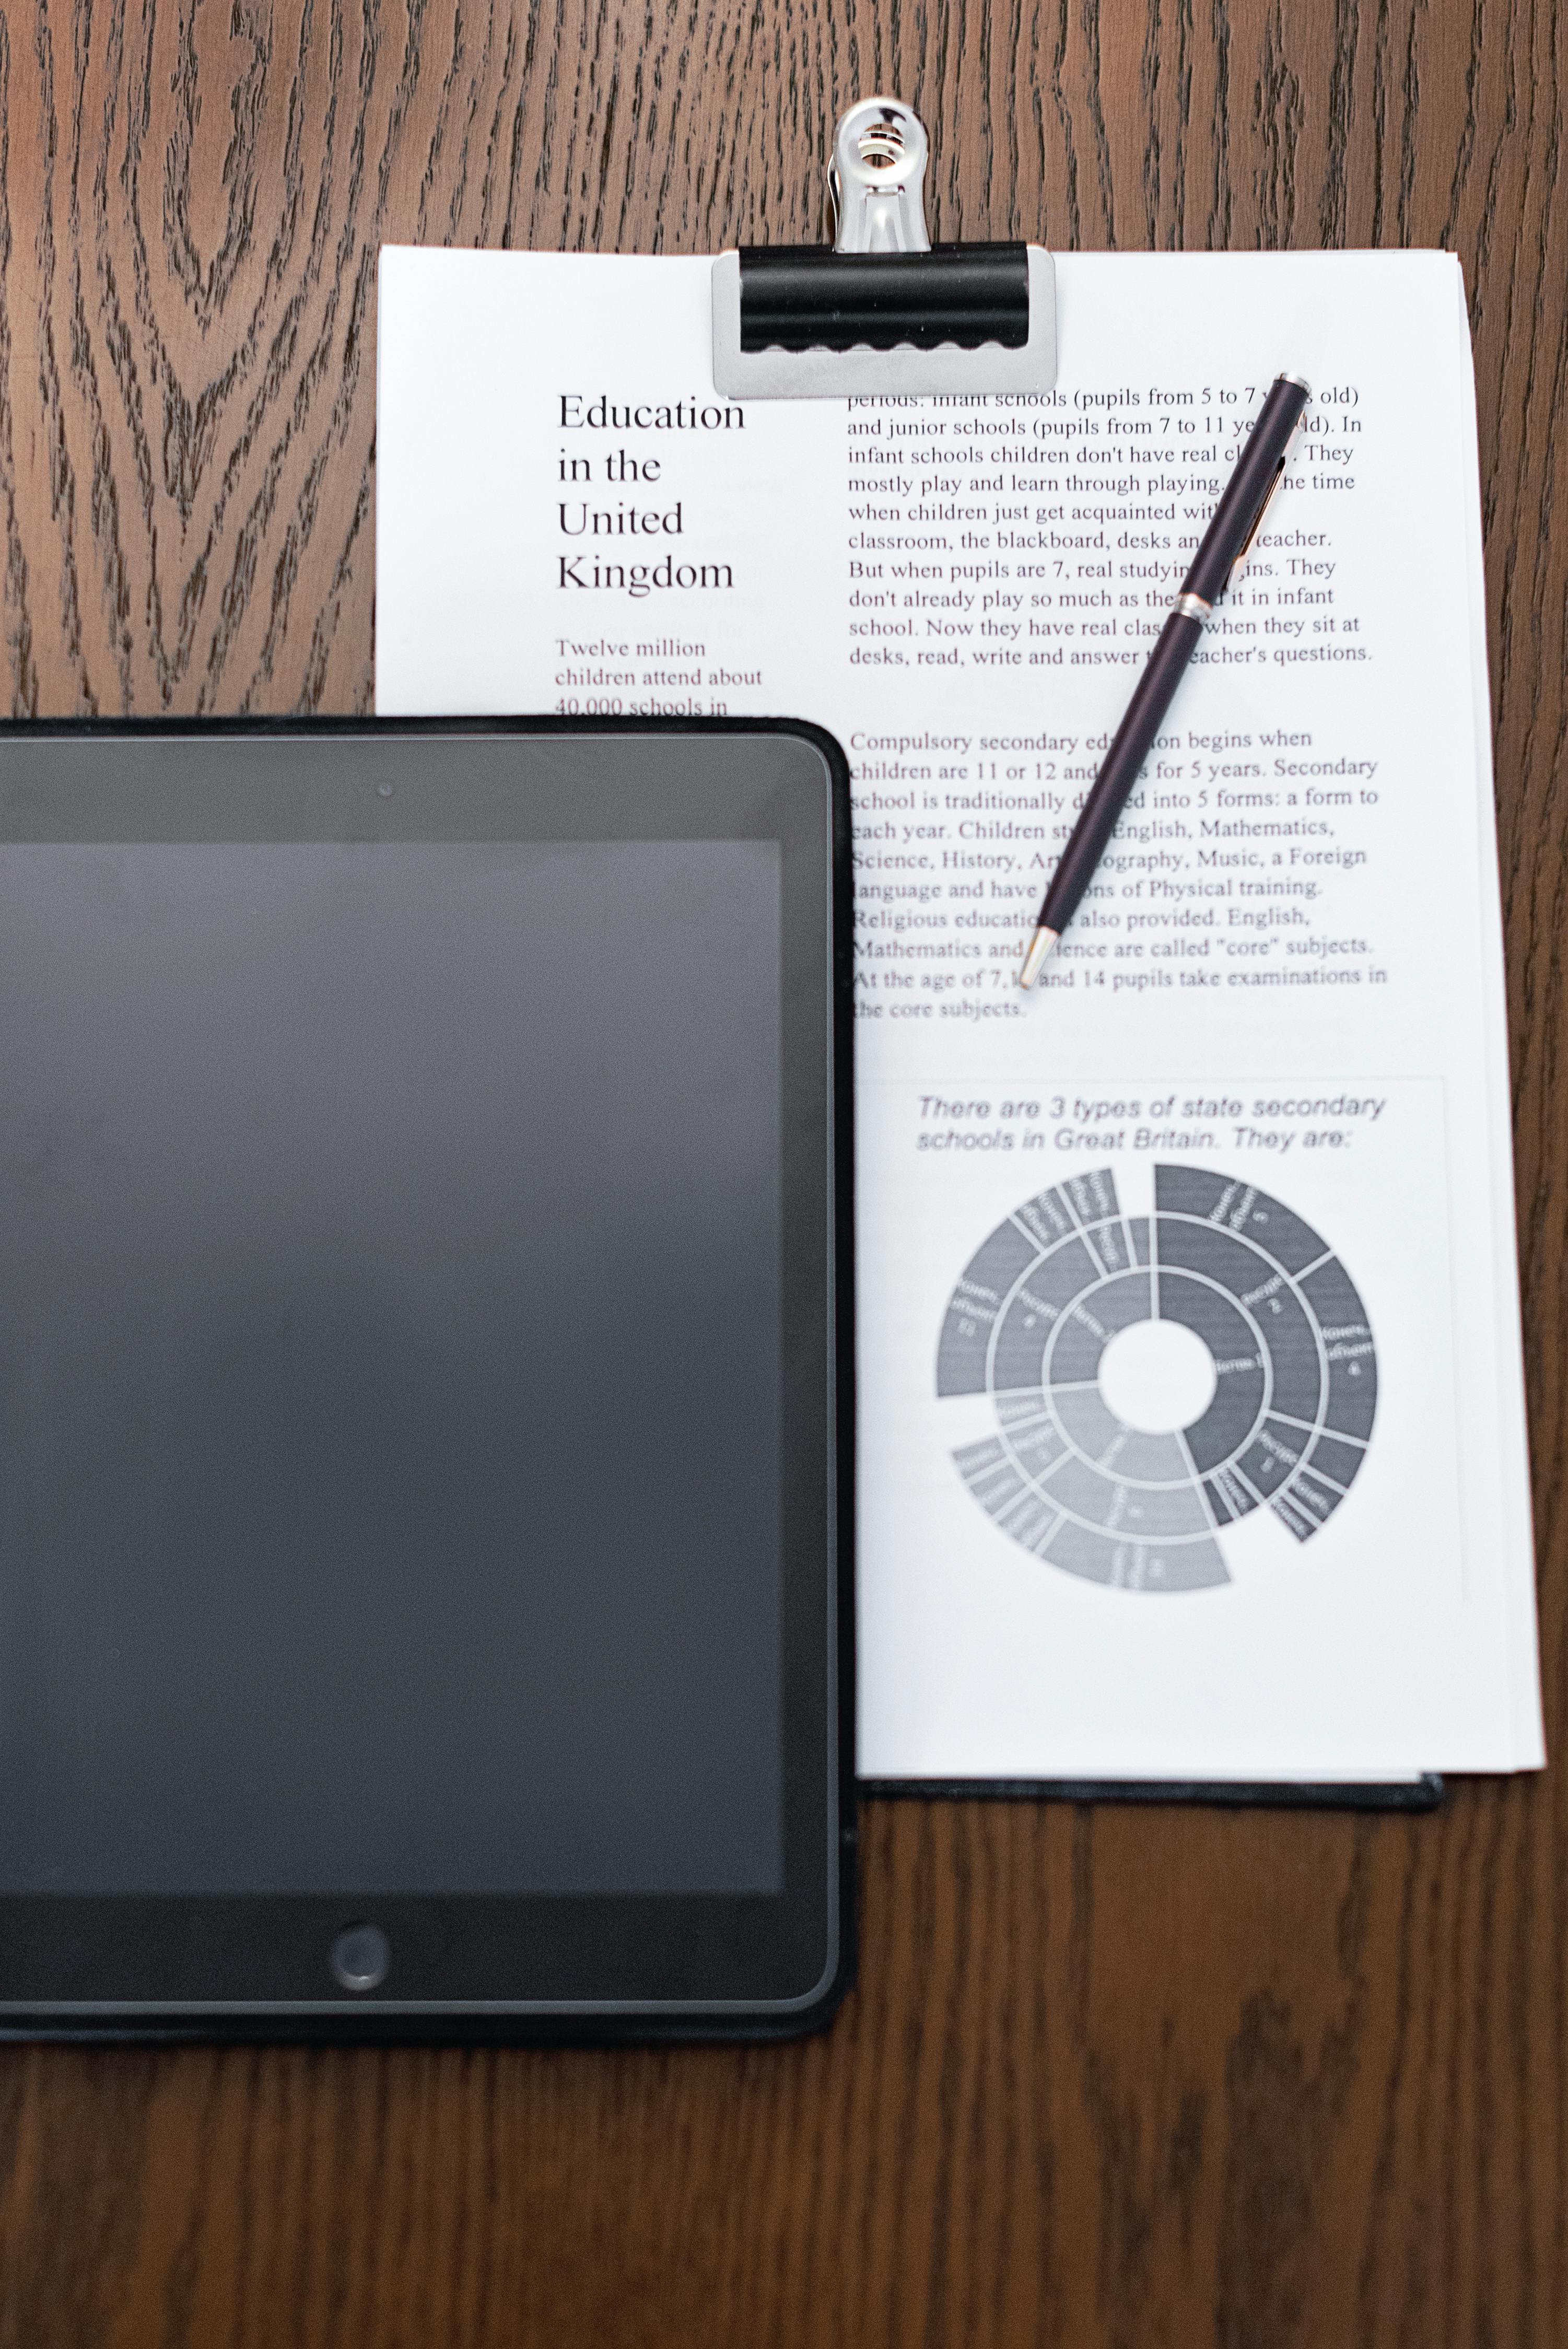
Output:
828,96,933,254
712,99,1057,400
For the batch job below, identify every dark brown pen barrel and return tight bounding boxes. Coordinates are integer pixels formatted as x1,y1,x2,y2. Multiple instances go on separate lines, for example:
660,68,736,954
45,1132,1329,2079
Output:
1037,609,1204,937
1183,375,1309,603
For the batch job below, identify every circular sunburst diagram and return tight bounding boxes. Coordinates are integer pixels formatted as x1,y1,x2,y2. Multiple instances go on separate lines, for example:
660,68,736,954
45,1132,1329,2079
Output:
937,1164,1377,1593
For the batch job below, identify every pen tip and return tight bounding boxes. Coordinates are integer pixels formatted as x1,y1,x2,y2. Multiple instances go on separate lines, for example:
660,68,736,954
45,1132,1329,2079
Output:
1018,927,1059,989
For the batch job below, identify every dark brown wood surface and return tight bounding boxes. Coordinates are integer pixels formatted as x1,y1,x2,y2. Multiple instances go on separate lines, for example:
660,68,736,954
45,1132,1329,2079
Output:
0,0,1564,2339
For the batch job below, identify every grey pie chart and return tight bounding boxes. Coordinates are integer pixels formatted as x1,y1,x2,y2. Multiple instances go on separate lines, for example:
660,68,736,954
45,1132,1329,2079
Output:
937,1165,1377,1592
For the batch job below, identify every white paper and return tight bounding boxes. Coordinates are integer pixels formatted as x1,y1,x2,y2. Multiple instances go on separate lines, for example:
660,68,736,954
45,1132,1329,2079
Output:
376,244,1543,1777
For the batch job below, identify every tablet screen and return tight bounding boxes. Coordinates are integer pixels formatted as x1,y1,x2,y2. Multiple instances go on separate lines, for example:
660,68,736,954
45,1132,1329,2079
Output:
0,832,783,1898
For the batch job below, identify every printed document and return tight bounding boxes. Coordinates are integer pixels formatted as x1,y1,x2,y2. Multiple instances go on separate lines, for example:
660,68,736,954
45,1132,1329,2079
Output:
377,245,1542,1778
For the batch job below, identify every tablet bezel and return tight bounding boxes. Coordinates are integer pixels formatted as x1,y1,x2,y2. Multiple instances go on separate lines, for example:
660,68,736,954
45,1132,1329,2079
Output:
0,717,855,2040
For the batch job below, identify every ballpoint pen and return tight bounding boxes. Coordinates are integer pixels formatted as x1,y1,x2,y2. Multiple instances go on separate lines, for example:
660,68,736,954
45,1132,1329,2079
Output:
1019,372,1313,989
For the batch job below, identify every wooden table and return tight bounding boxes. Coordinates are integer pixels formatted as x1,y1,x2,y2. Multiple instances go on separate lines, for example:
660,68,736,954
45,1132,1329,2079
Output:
1,1,1564,2339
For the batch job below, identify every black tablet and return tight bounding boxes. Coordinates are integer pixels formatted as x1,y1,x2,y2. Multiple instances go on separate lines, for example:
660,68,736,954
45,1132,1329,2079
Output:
0,718,853,2040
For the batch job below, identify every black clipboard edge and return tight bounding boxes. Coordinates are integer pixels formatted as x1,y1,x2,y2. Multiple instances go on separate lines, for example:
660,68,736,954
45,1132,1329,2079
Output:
857,1774,1444,1811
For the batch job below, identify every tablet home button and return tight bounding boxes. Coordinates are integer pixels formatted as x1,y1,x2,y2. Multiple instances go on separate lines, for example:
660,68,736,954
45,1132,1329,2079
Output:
330,1923,391,1992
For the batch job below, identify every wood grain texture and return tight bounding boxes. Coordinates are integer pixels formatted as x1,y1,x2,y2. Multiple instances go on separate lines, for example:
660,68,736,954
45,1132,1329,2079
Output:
0,0,1566,2340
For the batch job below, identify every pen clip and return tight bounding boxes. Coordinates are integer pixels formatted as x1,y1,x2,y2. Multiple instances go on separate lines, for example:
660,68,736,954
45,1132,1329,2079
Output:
1225,454,1288,594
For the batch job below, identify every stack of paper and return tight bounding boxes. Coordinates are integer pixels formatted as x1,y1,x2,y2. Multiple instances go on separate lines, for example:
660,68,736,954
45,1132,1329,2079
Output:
377,244,1541,1786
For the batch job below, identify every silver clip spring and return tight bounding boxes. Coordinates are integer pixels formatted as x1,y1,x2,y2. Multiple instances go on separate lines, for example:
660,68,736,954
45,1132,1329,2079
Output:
828,99,931,254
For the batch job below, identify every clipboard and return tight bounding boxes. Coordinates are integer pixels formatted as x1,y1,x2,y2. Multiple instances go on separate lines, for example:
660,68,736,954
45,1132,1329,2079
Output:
376,122,1541,1812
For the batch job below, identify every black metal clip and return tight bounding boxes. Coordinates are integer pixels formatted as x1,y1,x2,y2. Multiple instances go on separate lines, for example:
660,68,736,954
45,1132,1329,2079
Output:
712,99,1057,399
